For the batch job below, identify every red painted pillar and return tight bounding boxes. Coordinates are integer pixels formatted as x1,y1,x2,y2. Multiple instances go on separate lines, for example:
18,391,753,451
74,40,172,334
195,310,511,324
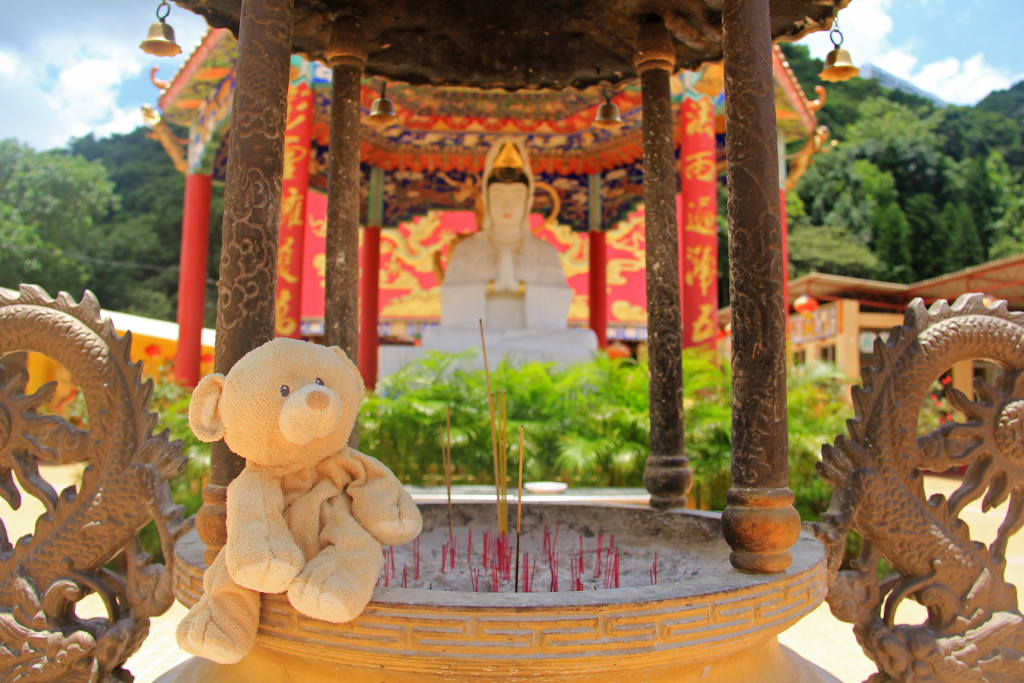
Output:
275,64,314,338
679,90,719,350
359,226,381,391
176,172,213,387
589,230,608,349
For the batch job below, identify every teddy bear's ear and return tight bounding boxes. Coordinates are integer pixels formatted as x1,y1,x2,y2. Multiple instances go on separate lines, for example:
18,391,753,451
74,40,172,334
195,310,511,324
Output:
189,373,227,442
329,346,365,400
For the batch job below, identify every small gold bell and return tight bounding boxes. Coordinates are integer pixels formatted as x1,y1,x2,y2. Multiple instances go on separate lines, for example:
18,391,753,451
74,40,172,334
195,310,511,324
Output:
819,48,859,82
368,82,399,127
818,21,858,83
594,91,623,129
140,20,182,57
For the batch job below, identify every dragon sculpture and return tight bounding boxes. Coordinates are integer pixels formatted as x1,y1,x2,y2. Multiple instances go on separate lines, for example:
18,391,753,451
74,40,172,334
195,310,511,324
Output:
814,294,1024,681
0,285,189,682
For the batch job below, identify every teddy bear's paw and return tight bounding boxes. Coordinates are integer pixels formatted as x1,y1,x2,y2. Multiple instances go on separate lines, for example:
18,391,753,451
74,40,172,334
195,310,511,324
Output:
228,533,305,593
364,518,422,547
287,564,373,623
176,606,254,665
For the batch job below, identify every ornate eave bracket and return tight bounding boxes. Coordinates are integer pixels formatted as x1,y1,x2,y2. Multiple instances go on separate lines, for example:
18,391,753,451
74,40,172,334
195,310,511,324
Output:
813,293,1024,682
0,285,190,683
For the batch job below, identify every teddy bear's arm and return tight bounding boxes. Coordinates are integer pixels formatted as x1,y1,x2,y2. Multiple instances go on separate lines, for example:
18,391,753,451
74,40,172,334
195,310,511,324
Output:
224,467,305,593
343,449,423,547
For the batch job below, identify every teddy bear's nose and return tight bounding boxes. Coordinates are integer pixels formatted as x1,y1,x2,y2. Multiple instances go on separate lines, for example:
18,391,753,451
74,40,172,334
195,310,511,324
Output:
306,390,329,411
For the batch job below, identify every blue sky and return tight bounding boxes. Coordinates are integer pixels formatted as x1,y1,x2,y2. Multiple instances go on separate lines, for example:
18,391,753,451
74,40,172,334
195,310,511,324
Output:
0,0,1021,151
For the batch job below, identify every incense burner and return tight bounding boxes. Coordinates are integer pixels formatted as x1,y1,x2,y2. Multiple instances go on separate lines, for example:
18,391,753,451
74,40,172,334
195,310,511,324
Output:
164,501,832,682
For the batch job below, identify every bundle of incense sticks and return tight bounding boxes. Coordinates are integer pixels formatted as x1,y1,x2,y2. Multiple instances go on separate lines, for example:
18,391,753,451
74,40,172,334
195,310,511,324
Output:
479,320,508,534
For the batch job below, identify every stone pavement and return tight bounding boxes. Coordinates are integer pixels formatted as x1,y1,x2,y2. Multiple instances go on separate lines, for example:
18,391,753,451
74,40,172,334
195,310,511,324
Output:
7,466,1021,682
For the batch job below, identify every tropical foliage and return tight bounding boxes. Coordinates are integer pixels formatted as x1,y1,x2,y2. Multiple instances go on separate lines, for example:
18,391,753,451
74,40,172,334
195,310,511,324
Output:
109,352,853,524
360,351,852,517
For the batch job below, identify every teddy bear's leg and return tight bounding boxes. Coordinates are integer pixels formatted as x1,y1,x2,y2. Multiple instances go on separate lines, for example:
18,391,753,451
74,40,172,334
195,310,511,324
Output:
287,494,385,623
176,549,262,664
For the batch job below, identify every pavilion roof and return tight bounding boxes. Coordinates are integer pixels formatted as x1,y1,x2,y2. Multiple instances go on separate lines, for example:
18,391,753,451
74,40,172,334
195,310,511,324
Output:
154,5,830,231
784,255,1024,313
156,30,820,178
172,0,848,91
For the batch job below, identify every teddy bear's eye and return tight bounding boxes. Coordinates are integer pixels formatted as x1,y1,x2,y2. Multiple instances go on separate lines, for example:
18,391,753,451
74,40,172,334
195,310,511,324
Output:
280,385,290,397
315,377,324,386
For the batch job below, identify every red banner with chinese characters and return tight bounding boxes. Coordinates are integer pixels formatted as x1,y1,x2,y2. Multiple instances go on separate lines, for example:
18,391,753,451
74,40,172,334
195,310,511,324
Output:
275,66,313,338
679,95,719,349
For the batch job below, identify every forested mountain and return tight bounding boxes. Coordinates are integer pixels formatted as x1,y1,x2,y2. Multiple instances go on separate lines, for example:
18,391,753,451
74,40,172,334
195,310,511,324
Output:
779,43,1024,284
0,128,223,324
1,47,1022,321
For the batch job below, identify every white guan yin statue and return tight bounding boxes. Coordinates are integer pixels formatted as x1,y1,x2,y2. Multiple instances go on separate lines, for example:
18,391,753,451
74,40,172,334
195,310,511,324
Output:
420,137,598,363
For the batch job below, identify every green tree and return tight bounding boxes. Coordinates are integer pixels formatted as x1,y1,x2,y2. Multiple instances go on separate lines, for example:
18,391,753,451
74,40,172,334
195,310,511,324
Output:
942,201,984,270
0,139,118,296
871,201,913,282
788,224,881,279
845,98,946,199
70,128,223,322
904,193,953,279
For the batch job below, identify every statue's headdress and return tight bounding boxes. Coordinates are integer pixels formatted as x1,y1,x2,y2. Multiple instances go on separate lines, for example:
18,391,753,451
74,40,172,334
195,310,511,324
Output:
483,138,533,188
480,137,535,234
487,141,529,185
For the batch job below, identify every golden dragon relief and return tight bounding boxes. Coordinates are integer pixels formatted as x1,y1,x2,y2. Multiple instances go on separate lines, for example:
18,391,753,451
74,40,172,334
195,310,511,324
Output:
0,286,189,682
814,294,1024,682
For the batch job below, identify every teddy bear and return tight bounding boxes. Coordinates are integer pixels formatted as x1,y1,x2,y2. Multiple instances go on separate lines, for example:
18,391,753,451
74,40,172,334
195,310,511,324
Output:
175,338,422,665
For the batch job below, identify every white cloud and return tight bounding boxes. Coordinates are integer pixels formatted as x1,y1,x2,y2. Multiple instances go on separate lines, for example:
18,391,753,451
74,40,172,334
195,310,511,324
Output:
0,50,17,78
800,0,1020,106
0,1,209,150
872,48,918,81
914,54,1018,105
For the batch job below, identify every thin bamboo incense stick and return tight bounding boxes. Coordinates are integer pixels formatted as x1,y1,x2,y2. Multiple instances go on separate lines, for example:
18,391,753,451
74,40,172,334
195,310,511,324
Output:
497,392,509,534
515,424,524,592
480,319,502,532
441,405,454,542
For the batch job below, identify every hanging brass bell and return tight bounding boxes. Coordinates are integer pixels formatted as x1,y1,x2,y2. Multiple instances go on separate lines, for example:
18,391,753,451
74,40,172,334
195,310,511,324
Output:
368,97,398,125
594,101,623,129
819,47,859,82
140,20,182,57
368,82,399,127
594,91,623,129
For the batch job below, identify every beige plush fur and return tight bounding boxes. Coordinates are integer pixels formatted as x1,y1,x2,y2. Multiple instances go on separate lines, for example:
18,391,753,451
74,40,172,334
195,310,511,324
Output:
176,338,422,664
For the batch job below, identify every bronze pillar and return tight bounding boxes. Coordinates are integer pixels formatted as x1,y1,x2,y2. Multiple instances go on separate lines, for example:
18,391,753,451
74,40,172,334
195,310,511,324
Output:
197,0,294,563
720,0,801,573
636,16,691,510
324,23,366,365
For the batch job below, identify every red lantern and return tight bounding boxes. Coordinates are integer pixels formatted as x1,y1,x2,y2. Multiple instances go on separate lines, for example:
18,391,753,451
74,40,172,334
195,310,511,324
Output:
793,294,819,316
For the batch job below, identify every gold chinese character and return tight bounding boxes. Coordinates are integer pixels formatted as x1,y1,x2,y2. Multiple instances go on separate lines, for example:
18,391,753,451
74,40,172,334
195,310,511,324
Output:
685,98,714,137
280,186,305,230
691,303,715,343
312,253,326,290
282,135,309,181
683,150,716,183
683,196,716,236
684,244,716,297
277,237,299,284
275,290,298,336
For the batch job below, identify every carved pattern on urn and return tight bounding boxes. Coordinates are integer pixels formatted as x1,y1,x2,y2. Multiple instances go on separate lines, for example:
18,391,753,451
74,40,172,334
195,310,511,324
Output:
0,286,189,682
814,295,1024,681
